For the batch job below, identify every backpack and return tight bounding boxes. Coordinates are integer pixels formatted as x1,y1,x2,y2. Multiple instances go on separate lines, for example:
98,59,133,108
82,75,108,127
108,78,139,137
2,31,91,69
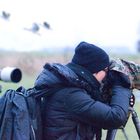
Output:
0,86,62,140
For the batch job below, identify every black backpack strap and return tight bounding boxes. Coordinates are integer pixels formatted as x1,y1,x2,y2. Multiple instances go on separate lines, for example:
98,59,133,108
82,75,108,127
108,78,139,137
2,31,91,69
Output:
95,128,102,140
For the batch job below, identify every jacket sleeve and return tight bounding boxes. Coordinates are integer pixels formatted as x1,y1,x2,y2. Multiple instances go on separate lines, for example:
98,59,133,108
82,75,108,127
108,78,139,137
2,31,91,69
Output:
65,86,131,129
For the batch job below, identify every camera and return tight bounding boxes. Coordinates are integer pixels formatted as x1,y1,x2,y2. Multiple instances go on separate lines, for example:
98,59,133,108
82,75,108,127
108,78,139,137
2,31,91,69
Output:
101,58,140,103
0,67,22,83
109,58,140,90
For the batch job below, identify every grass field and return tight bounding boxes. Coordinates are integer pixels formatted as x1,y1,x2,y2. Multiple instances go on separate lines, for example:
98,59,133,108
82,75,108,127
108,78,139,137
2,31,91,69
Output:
0,50,140,139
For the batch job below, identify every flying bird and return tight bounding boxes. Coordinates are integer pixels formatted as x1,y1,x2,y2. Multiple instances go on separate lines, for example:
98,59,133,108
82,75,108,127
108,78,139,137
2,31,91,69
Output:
43,21,51,29
24,23,40,35
1,11,10,20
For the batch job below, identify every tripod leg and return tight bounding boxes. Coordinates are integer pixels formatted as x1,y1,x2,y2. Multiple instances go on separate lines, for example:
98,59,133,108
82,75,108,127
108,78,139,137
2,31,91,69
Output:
131,108,140,139
121,128,129,140
106,128,129,140
106,129,117,140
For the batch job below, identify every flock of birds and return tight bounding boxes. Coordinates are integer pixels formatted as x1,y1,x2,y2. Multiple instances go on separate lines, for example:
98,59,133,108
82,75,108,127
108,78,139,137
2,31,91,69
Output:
0,10,51,35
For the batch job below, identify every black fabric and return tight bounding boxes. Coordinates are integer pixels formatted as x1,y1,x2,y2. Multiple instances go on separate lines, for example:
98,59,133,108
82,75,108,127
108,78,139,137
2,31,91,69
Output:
72,41,110,73
66,62,103,101
66,62,100,89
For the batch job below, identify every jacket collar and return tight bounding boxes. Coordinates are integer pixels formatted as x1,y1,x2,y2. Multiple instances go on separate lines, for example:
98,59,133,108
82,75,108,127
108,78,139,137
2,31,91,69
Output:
66,62,101,90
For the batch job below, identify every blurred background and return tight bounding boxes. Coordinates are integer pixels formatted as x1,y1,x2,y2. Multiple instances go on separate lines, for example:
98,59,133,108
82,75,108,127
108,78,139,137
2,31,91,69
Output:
0,0,140,139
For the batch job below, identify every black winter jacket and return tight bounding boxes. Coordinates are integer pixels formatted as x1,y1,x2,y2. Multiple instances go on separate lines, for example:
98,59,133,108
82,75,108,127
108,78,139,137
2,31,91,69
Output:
34,62,131,140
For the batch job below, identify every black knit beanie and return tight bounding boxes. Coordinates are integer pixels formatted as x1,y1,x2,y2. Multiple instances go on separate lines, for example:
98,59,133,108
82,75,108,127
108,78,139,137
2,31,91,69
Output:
72,41,110,73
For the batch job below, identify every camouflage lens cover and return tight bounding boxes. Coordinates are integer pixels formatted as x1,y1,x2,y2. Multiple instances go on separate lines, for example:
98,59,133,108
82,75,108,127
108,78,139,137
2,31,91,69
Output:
109,58,140,90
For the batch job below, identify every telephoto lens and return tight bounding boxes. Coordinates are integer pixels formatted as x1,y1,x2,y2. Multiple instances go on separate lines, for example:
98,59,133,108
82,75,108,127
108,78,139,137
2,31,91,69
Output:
0,67,22,83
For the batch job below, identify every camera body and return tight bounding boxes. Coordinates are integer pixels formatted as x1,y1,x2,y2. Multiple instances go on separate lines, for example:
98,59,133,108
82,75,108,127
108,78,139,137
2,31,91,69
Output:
101,58,140,103
0,67,22,83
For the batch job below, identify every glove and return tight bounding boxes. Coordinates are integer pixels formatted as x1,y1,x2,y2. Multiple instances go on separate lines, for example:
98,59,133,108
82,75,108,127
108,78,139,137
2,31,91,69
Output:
106,70,131,88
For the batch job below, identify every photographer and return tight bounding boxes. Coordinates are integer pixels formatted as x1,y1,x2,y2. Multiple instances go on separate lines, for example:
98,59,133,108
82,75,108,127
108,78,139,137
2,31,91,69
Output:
34,41,131,140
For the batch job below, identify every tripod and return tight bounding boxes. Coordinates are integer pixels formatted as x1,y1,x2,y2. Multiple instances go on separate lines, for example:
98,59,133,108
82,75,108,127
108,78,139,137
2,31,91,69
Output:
106,94,140,140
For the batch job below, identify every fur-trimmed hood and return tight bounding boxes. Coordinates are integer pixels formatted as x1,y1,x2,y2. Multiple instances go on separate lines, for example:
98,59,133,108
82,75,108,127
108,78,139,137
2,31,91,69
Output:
34,63,90,91
34,63,103,101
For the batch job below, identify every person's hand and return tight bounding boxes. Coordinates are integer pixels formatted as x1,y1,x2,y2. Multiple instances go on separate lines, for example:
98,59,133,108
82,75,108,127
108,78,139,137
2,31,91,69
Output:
107,70,131,88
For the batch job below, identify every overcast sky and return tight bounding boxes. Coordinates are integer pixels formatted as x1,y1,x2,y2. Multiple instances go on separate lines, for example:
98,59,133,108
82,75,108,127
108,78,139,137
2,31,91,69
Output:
0,0,140,52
